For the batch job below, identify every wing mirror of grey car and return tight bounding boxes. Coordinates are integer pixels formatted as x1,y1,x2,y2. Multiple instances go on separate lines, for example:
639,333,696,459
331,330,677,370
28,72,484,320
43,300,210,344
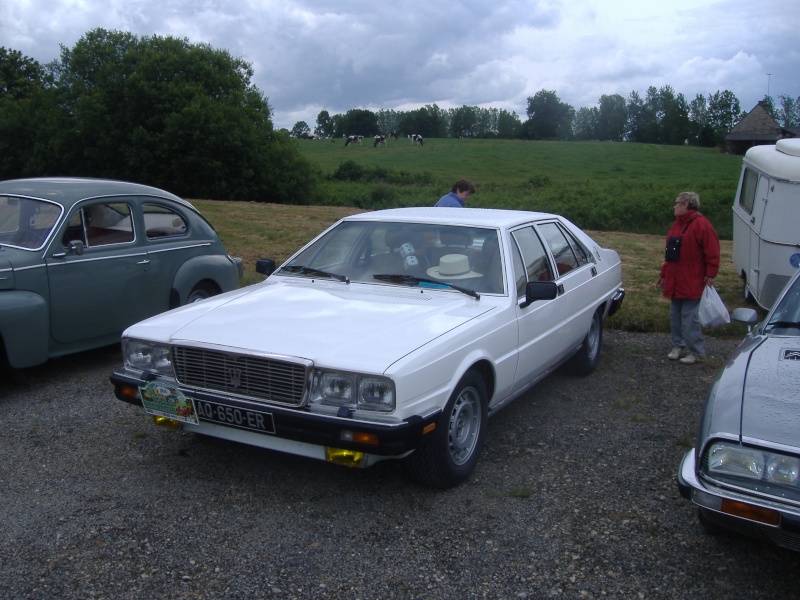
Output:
68,240,85,256
731,307,759,332
256,258,276,276
521,281,558,308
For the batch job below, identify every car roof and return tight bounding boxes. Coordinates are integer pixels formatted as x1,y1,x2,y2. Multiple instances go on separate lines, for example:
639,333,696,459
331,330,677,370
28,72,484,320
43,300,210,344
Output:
343,207,560,229
0,177,194,209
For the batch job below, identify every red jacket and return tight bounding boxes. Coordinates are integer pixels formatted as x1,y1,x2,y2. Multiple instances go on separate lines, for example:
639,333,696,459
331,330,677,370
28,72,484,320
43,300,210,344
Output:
659,211,720,300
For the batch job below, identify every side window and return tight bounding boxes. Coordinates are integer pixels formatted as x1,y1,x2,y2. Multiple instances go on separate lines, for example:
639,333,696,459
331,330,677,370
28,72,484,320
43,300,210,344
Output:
84,203,134,247
512,226,553,298
738,168,758,214
144,204,187,239
539,222,584,277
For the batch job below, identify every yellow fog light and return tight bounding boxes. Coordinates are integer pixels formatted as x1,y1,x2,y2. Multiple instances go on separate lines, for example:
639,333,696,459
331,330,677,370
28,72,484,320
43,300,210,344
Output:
326,448,366,468
152,415,181,430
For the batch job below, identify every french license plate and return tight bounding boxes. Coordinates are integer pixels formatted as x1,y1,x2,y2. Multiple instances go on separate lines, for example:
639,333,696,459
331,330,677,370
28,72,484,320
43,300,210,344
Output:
195,399,276,434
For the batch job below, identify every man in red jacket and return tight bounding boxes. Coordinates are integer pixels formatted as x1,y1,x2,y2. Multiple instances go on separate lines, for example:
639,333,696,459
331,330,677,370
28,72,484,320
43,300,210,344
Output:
656,192,720,364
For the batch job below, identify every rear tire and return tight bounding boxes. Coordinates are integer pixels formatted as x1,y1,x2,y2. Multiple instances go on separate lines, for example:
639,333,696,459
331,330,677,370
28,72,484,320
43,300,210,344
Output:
407,371,488,489
566,309,603,376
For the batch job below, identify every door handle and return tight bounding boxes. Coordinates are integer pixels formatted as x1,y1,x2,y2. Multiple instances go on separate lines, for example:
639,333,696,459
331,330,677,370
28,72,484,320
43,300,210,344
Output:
137,259,150,265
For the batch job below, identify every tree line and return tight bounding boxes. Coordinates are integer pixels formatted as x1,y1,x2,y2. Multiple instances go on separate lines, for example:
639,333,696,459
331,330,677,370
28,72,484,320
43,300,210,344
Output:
0,33,316,201
3,29,799,203
293,88,799,148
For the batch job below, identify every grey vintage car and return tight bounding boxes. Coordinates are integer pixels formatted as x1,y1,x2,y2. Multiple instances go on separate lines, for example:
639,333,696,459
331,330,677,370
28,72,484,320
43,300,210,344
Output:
0,178,242,370
678,267,800,552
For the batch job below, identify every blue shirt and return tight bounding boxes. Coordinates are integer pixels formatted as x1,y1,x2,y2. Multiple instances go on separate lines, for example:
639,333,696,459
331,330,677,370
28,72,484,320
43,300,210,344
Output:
434,191,464,207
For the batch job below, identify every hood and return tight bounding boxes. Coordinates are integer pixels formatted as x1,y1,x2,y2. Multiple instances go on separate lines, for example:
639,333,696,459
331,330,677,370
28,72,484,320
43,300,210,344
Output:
741,336,800,446
124,279,494,373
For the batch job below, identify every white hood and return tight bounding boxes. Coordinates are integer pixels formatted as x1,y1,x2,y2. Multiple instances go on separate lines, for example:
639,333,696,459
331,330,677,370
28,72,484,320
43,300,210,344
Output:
124,279,494,373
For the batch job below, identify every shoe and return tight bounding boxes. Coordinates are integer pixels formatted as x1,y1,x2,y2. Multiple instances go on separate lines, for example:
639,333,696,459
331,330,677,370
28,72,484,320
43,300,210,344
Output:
668,347,683,360
679,354,698,365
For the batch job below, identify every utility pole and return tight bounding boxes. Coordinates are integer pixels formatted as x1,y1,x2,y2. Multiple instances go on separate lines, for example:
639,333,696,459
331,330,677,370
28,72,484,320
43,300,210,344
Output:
767,73,772,99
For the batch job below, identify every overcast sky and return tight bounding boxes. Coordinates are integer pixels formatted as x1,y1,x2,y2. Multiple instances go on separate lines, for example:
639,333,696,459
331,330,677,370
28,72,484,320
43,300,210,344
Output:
3,0,798,131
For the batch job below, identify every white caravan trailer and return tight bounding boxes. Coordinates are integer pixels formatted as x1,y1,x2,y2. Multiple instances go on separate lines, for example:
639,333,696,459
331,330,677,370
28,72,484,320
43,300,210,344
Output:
732,138,800,309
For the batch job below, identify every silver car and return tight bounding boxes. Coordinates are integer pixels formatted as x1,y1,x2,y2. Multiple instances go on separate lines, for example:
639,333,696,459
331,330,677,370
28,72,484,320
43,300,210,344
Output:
678,268,800,551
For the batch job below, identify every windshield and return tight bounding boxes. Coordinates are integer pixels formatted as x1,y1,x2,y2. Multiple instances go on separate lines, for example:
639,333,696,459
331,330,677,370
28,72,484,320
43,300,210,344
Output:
0,196,63,250
765,273,800,334
279,221,505,294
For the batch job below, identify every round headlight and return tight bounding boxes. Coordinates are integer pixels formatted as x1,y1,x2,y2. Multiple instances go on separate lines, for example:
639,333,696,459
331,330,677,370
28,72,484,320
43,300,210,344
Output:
766,454,800,485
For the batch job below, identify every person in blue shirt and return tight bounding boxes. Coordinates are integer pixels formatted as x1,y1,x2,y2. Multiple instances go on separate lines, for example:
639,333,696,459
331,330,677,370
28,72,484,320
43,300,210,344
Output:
434,179,475,207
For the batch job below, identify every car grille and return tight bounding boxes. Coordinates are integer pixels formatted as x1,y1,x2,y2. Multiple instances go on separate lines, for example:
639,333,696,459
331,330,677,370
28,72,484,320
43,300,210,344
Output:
172,346,310,406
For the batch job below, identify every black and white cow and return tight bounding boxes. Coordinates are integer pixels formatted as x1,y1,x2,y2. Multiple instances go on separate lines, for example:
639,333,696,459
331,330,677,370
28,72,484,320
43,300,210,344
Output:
344,135,364,146
387,130,399,140
408,134,424,146
374,135,386,148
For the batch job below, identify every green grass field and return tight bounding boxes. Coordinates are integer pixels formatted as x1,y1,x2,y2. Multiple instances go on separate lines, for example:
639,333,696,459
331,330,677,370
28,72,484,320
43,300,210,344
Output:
297,137,743,239
194,138,755,338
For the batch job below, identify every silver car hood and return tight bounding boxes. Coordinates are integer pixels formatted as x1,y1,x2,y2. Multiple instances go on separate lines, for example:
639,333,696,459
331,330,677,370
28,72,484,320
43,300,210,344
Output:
125,279,494,373
741,336,800,445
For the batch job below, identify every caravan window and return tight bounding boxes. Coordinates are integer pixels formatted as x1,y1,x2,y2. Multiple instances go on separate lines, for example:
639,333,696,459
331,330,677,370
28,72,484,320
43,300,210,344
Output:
738,167,759,214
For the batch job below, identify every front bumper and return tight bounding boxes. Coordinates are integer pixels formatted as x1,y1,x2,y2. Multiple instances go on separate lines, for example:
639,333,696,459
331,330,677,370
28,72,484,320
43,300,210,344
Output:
678,449,800,552
110,370,439,461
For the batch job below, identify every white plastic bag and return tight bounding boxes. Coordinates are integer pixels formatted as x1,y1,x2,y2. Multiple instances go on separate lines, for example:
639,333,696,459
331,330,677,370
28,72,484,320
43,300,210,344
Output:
699,286,730,328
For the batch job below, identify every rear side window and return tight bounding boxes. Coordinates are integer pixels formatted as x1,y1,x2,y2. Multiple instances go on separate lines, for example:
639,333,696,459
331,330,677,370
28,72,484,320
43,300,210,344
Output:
144,204,188,239
738,167,759,214
538,222,590,277
63,203,134,247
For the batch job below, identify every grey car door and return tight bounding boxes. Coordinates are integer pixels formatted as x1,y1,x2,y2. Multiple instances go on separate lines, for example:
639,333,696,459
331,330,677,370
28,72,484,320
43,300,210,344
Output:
46,200,151,344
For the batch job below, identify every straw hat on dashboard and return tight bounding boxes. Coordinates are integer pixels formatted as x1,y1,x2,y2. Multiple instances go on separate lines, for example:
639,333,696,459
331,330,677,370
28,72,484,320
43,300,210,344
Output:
427,254,481,279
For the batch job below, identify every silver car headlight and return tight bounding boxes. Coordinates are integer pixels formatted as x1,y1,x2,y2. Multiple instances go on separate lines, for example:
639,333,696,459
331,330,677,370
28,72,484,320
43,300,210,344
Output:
123,338,174,378
702,441,800,500
310,370,395,413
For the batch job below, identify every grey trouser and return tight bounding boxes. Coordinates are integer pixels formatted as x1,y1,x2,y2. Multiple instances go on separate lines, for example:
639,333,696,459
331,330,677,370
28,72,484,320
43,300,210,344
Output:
670,298,705,357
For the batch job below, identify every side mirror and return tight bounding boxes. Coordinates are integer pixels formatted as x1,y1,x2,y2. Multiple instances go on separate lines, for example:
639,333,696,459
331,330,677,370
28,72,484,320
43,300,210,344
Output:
521,281,558,308
256,258,276,276
68,239,85,256
731,307,759,332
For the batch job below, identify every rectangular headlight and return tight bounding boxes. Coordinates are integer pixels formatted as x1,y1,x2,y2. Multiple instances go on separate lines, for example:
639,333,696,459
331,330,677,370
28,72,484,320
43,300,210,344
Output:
708,443,764,479
310,370,395,413
358,377,395,412
124,339,174,377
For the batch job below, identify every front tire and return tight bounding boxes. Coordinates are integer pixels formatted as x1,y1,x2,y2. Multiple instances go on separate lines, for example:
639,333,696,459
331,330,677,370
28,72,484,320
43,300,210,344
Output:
407,371,488,489
566,309,603,376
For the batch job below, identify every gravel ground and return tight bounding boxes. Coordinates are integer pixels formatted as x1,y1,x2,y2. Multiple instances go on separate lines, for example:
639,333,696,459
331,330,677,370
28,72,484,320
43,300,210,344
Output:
2,330,799,599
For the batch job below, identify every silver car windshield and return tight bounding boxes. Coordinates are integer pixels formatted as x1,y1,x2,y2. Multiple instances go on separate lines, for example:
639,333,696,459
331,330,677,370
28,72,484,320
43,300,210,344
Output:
765,274,800,334
279,221,505,295
0,196,63,250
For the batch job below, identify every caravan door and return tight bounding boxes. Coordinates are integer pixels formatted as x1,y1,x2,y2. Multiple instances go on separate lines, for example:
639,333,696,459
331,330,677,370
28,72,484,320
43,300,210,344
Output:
733,166,769,301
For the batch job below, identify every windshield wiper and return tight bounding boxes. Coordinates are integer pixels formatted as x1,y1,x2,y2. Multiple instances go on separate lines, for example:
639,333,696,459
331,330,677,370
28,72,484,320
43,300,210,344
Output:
765,320,800,331
279,265,349,283
373,273,480,299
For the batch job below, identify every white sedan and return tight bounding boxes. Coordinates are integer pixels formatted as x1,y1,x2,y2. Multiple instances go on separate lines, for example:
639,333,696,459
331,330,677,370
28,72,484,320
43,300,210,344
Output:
111,208,624,488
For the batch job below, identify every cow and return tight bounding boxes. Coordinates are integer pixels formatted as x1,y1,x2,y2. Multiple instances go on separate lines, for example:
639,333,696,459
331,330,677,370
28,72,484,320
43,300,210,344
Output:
344,135,364,146
408,134,424,146
374,135,386,148
387,130,399,140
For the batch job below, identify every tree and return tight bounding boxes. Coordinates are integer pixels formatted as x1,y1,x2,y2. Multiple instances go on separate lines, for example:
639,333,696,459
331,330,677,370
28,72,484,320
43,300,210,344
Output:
291,121,311,138
33,28,317,201
336,108,379,137
0,47,49,99
596,94,627,141
314,110,334,137
496,109,521,139
525,90,574,139
573,107,598,140
775,95,799,128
